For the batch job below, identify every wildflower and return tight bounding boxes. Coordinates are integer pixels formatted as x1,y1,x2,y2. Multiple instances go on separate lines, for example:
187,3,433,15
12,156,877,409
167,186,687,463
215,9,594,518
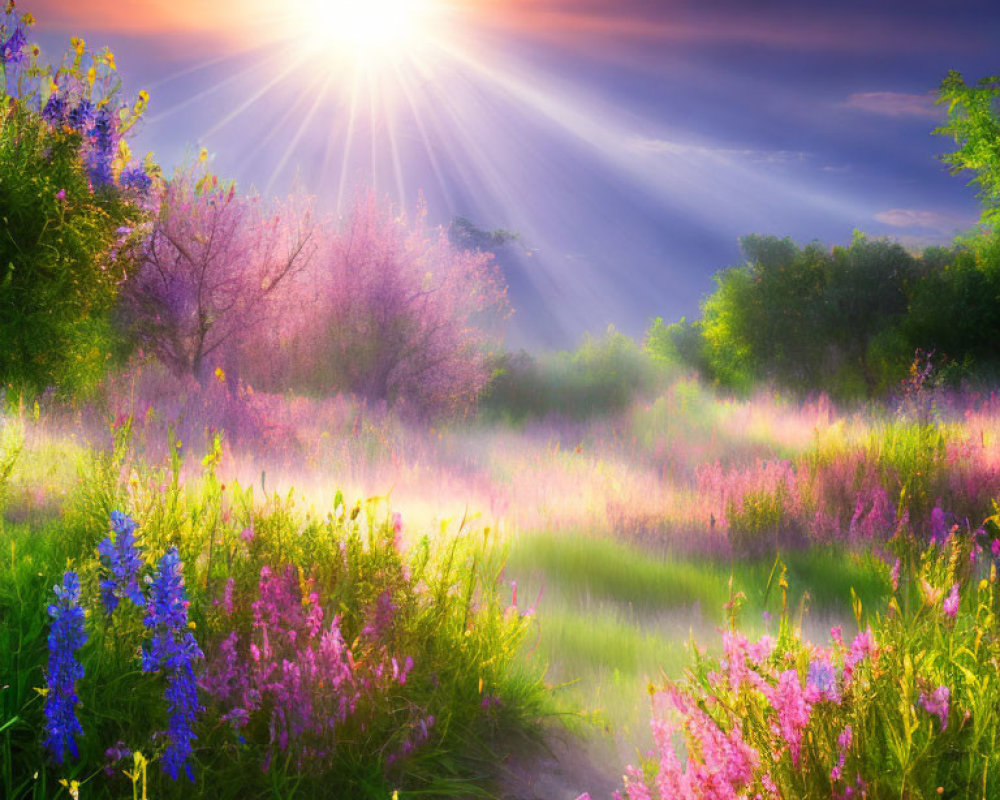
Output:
0,23,26,65
55,188,66,202
992,538,1000,559
67,99,94,131
42,93,66,126
104,740,132,776
44,572,87,764
942,583,959,619
119,165,152,194
769,669,812,765
843,627,875,684
930,505,948,543
143,548,203,781
890,558,901,592
97,511,146,616
831,725,852,781
920,685,949,730
806,656,840,703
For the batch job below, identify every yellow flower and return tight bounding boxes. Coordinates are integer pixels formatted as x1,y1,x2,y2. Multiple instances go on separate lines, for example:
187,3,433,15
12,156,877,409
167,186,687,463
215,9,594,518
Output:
214,366,226,384
58,779,80,800
198,147,209,162
71,37,85,57
21,10,33,25
105,50,116,70
86,67,96,87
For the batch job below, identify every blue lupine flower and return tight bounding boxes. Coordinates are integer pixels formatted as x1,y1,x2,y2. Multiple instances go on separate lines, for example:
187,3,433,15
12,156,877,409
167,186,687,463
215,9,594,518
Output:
44,572,87,764
86,149,114,189
97,511,146,616
91,106,114,151
42,94,66,126
0,25,26,66
119,165,152,195
143,548,203,781
67,99,94,131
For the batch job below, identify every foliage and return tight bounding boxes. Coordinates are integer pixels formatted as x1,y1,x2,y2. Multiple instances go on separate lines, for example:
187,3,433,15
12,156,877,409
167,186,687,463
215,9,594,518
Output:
612,523,1000,800
0,10,154,394
694,233,918,398
122,157,316,382
483,326,671,422
935,70,1000,228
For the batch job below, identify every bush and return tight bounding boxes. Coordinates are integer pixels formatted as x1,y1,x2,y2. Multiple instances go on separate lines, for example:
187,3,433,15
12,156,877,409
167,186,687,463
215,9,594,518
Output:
0,10,154,394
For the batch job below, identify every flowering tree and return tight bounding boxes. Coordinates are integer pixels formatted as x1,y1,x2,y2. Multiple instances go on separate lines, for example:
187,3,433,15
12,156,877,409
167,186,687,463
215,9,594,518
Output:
284,195,509,417
123,160,316,380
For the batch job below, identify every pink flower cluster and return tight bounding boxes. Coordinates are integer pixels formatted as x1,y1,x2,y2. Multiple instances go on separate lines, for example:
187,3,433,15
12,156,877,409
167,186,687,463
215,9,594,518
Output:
616,625,880,799
202,564,415,769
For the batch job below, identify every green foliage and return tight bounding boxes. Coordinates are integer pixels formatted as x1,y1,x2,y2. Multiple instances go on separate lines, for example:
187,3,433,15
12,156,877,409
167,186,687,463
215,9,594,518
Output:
0,105,136,393
935,70,1000,228
483,326,671,422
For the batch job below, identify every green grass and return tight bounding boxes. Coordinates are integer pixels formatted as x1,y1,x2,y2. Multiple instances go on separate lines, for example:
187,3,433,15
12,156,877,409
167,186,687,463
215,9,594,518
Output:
505,530,890,738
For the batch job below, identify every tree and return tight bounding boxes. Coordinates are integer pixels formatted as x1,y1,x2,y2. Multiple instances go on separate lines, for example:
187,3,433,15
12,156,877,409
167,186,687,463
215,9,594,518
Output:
123,160,316,380
935,71,1000,227
293,195,509,416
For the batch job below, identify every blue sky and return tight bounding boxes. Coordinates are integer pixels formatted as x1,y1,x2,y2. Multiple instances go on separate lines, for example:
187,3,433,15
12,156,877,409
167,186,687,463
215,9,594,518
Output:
27,0,1000,347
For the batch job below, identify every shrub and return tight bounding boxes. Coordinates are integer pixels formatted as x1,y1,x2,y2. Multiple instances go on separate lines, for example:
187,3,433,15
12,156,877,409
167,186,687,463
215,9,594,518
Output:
0,8,154,394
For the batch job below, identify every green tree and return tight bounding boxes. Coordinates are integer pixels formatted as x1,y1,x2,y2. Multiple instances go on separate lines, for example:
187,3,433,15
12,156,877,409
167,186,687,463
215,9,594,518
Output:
935,70,1000,227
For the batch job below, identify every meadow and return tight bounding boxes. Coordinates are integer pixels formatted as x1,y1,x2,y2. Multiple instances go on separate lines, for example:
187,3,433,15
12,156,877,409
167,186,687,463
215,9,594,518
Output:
4,350,1000,798
4,6,1000,798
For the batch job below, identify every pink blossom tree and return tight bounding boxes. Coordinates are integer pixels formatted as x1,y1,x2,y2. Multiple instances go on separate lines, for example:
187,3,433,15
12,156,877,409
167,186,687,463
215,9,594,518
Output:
280,195,509,417
123,162,316,380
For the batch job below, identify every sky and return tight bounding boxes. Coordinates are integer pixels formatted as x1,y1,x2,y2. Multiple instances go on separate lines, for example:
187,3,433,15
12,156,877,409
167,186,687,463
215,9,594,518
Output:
24,0,1000,348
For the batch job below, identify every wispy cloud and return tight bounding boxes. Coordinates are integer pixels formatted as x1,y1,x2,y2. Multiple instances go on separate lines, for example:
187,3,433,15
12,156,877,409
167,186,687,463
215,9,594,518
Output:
629,136,808,166
875,208,971,233
843,91,941,119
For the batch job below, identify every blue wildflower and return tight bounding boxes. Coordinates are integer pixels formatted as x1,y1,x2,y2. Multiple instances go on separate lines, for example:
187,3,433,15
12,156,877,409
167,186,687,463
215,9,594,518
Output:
91,106,114,151
97,511,146,616
119,165,152,195
143,548,203,781
67,99,94,131
44,572,87,764
42,93,66,126
0,25,26,66
807,657,840,703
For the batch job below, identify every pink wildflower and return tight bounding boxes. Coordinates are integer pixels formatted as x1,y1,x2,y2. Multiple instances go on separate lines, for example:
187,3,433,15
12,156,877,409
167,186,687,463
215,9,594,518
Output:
920,685,950,730
890,559,901,592
943,583,960,619
992,538,1000,559
56,188,66,201
768,669,812,766
843,628,875,684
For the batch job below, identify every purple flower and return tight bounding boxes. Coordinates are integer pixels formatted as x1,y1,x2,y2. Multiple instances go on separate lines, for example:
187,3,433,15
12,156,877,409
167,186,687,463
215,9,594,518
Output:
44,572,87,764
943,583,960,619
119,166,152,194
42,93,66,126
920,685,950,730
142,548,203,781
807,656,840,703
67,99,94,131
97,511,146,616
930,505,948,543
0,24,26,66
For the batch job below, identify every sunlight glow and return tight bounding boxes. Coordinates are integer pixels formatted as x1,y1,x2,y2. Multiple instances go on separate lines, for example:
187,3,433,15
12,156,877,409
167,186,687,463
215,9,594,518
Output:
298,0,440,62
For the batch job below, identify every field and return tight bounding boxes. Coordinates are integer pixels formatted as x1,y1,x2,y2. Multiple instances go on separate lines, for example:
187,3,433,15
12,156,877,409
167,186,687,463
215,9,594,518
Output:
4,359,1000,798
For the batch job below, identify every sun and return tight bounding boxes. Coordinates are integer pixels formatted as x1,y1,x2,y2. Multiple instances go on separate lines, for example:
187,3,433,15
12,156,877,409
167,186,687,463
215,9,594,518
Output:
297,0,443,62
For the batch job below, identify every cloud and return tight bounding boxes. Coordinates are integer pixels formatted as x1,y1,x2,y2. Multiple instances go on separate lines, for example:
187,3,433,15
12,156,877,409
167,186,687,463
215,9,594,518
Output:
874,208,971,232
843,91,941,119
629,136,808,166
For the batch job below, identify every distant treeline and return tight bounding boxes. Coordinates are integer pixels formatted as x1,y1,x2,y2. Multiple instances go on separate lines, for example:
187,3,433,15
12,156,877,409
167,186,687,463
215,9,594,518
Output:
645,229,1000,399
